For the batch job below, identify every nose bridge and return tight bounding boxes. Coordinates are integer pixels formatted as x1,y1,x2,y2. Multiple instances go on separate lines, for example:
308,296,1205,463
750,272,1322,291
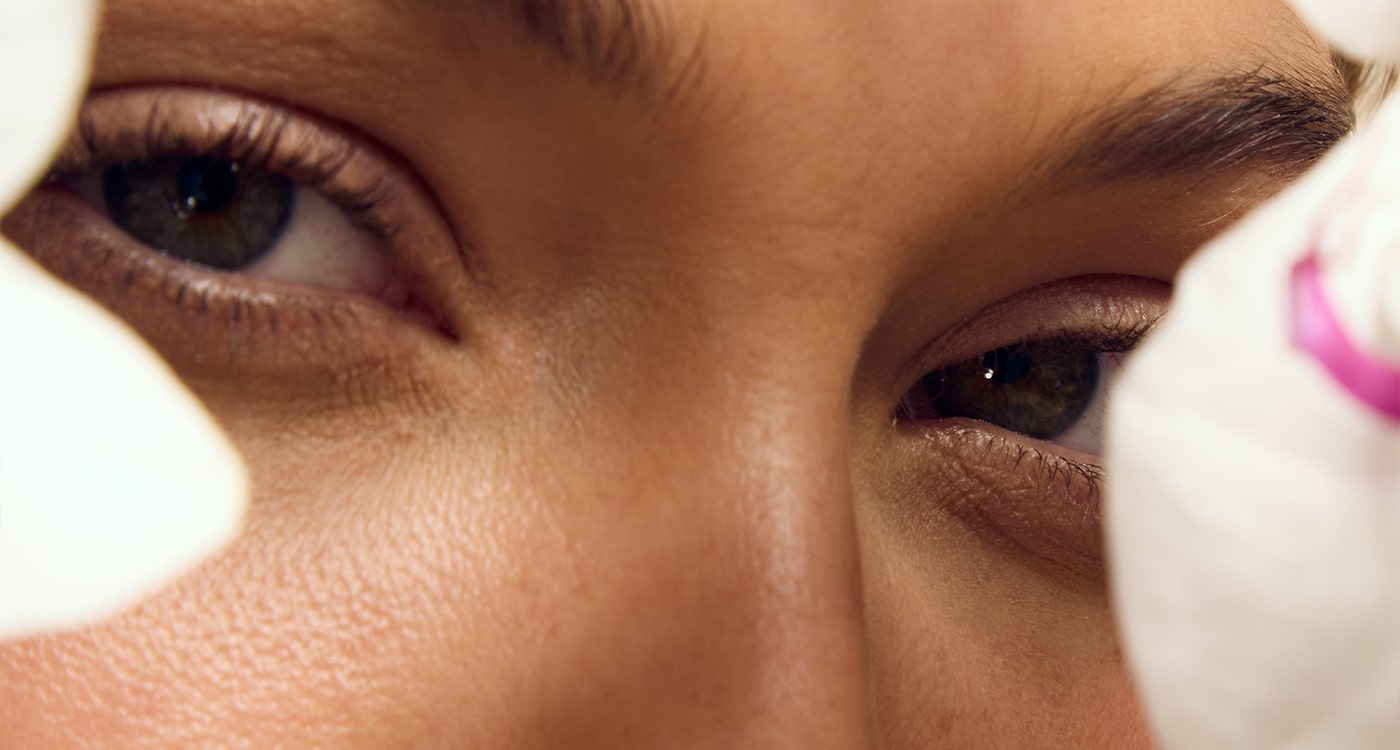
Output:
505,223,882,744
582,307,873,748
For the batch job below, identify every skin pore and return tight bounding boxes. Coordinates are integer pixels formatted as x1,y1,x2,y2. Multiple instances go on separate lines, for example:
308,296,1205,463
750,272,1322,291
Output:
0,1,1350,748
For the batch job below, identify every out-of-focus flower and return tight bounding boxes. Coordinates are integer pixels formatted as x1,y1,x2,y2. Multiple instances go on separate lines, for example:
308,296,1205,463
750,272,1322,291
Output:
1292,0,1400,62
0,0,249,640
1106,1,1400,745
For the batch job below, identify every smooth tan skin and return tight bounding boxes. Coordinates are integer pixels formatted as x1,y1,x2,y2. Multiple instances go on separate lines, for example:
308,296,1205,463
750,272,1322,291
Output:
0,1,1339,747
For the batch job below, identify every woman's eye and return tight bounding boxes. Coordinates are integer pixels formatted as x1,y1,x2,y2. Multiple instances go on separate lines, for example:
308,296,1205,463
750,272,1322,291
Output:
69,154,396,296
3,89,461,378
901,338,1130,456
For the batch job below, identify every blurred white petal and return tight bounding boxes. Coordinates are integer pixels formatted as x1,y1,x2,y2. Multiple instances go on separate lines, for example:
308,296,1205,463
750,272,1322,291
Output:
0,0,250,639
1107,99,1400,750
1290,0,1400,63
0,0,98,213
0,243,249,639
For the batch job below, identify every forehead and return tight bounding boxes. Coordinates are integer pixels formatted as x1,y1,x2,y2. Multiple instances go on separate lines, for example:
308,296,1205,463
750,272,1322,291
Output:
104,0,1330,135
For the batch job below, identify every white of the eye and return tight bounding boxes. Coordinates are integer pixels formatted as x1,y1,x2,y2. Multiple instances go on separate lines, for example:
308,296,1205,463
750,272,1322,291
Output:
247,187,393,296
1050,351,1127,457
68,176,391,294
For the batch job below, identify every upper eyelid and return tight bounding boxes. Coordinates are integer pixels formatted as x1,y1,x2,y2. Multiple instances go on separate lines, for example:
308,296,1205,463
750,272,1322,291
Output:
56,89,398,234
893,275,1171,394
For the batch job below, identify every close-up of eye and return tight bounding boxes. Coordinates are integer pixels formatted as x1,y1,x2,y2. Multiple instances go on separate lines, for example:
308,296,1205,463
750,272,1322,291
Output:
899,329,1143,457
3,88,460,376
876,282,1169,585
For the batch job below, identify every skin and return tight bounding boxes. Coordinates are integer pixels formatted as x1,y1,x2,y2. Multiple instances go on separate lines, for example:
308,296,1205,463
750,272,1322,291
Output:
0,0,1344,747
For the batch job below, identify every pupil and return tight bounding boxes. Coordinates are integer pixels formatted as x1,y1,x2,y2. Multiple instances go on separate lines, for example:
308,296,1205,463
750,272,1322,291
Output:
176,157,239,214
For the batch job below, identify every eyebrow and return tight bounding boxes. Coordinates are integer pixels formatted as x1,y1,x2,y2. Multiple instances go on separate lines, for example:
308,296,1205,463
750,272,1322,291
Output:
441,2,1355,184
478,0,677,95
1054,66,1354,185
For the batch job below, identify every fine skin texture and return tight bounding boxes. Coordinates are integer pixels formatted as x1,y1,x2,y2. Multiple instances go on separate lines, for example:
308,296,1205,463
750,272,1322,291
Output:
0,1,1351,748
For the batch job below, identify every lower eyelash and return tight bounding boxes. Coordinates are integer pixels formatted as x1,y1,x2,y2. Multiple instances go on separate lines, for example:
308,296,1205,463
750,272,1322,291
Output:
982,429,1105,516
896,421,1109,579
18,194,297,349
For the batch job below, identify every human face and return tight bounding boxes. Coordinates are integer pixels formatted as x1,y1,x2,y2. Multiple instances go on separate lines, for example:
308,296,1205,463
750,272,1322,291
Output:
0,1,1348,747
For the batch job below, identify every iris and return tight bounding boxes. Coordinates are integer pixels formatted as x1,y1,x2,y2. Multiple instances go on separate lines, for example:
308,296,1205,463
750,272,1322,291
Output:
103,156,294,271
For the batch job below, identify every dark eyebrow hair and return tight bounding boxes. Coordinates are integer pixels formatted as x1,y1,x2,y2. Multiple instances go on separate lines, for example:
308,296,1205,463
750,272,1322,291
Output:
1055,66,1354,185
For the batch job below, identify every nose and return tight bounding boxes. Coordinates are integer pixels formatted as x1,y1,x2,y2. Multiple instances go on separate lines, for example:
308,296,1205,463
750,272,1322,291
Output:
517,298,877,749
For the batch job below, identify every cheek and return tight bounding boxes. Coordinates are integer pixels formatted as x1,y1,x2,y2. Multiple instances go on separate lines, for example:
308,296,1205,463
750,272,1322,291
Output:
0,431,556,747
854,465,1155,749
0,374,607,746
0,399,814,748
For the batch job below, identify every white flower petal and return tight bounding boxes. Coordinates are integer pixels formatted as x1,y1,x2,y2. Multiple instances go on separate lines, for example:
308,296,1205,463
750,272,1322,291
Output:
0,242,249,639
1107,102,1400,749
1290,0,1400,63
0,0,99,213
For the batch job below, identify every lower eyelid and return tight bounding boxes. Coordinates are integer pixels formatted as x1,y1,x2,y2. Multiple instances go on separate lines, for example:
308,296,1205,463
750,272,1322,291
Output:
891,420,1107,584
2,185,438,383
